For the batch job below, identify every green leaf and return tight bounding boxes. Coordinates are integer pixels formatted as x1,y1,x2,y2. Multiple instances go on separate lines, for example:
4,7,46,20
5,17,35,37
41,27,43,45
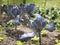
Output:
0,37,4,42
7,20,15,27
31,36,39,41
16,41,23,45
55,39,59,44
55,43,60,45
41,30,47,35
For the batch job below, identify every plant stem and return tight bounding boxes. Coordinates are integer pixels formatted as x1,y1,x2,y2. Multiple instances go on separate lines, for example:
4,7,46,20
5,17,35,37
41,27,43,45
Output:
39,30,41,45
15,23,17,31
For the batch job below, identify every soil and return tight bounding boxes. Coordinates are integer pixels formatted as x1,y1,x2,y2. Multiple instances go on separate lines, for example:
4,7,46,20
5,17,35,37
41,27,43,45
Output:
0,25,60,45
